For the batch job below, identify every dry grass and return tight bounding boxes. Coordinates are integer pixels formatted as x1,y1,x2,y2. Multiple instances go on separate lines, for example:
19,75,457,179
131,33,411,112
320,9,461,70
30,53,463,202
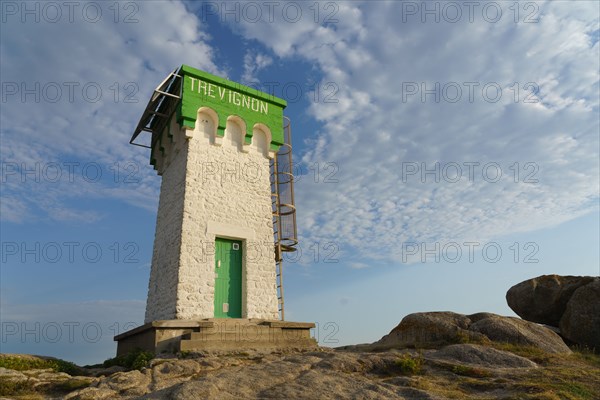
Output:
413,345,600,399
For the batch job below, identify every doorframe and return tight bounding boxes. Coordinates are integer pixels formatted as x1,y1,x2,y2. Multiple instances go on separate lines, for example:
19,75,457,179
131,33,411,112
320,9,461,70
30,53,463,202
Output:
213,237,244,318
207,221,251,318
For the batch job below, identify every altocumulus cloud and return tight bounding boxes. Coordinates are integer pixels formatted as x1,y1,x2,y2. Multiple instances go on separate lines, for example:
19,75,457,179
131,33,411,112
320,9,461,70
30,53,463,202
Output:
2,1,598,264
229,1,599,263
1,1,219,222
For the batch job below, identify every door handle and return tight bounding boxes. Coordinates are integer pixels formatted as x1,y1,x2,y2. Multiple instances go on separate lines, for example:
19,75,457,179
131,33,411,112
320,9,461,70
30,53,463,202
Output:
217,260,221,268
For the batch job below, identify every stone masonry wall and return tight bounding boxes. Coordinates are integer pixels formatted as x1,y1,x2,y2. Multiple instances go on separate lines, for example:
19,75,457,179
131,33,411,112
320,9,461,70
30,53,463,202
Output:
144,110,279,322
144,117,189,323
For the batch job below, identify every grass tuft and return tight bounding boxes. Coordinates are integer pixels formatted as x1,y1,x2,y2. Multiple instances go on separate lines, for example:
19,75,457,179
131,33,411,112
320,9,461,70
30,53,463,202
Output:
394,353,424,375
102,348,154,371
449,364,492,378
0,377,34,396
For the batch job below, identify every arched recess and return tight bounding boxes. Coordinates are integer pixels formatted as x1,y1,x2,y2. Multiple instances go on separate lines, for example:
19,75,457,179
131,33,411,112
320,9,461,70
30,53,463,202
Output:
195,106,219,144
225,115,247,152
252,123,273,158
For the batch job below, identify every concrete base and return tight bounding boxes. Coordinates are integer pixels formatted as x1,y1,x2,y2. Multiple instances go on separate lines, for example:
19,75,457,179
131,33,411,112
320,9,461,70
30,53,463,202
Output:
114,319,317,356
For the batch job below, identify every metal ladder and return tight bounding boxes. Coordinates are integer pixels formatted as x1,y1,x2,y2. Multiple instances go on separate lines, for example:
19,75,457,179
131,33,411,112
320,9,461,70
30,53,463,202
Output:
270,117,298,321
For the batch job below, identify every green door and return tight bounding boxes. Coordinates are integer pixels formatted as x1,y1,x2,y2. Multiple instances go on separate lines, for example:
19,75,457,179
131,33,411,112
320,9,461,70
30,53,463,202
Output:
214,238,242,318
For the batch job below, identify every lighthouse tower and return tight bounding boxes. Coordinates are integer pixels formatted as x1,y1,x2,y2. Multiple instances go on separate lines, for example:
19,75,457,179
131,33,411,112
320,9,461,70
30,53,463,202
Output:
116,65,315,355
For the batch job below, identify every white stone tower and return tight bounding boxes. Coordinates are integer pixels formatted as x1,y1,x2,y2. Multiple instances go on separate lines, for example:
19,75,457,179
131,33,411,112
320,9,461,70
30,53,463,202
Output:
118,66,315,356
132,65,288,323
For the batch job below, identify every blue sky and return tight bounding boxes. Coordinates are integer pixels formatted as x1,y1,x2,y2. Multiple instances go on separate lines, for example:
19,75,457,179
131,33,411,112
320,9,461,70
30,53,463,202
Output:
1,1,599,365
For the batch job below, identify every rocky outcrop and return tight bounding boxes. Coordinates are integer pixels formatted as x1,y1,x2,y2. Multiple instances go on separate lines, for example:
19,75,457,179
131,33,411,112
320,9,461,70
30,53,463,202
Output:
62,351,444,400
376,312,485,348
375,311,571,354
506,275,596,326
16,342,599,400
63,348,540,400
469,313,571,354
507,275,600,351
428,344,537,369
559,279,600,352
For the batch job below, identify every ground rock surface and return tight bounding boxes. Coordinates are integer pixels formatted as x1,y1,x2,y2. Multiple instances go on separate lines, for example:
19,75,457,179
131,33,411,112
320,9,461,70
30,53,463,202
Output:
4,309,600,399
426,344,537,369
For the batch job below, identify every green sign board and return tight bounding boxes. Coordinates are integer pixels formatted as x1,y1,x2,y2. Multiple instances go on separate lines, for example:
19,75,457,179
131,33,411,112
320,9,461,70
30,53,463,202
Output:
178,64,287,151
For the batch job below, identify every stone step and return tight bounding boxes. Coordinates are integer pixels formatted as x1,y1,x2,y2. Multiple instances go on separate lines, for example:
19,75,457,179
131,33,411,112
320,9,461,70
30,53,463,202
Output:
115,319,317,355
180,320,317,351
179,337,317,351
186,328,312,343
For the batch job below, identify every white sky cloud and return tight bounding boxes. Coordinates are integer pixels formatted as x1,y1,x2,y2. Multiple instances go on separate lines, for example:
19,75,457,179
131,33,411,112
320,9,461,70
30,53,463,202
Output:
0,1,220,222
2,1,597,260
242,51,273,85
230,0,599,263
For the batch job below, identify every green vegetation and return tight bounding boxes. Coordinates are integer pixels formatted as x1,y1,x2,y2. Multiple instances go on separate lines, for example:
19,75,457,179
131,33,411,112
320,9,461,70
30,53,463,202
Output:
570,346,600,368
102,348,154,370
394,353,424,375
451,331,472,345
0,377,34,397
0,355,93,398
54,378,93,392
554,381,596,399
416,345,600,399
448,364,492,378
0,355,79,375
490,342,553,365
0,376,92,398
178,350,192,359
